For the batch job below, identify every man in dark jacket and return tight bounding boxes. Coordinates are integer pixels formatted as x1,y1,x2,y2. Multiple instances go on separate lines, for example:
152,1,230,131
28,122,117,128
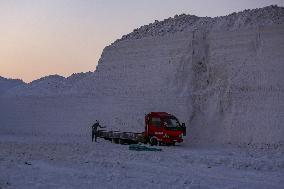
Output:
91,120,105,142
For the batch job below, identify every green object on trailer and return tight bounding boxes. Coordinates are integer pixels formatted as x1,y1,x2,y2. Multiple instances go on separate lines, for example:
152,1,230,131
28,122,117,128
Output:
129,144,162,151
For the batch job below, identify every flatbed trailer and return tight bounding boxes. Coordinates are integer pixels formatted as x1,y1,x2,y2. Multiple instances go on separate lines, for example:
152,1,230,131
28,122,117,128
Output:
97,130,145,144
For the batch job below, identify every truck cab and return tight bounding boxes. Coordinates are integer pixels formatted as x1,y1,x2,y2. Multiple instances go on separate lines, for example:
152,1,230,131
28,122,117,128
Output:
145,112,186,145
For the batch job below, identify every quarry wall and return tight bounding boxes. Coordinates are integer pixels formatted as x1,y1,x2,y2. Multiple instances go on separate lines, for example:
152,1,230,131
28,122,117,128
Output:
88,24,284,145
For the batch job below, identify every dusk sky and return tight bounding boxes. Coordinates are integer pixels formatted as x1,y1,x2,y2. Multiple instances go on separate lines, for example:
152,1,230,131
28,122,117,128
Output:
0,0,282,82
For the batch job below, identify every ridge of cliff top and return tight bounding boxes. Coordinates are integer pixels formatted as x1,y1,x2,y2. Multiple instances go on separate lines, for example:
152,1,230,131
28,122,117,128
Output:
116,5,284,43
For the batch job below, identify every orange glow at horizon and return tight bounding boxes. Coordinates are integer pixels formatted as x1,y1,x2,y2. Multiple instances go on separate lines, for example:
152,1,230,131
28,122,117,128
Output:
0,26,104,82
0,0,125,82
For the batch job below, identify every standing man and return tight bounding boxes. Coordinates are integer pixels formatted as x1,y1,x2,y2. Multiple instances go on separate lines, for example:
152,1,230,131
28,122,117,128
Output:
91,120,105,142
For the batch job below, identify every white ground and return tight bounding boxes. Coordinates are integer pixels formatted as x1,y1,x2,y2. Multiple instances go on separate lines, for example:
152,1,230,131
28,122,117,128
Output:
0,134,283,189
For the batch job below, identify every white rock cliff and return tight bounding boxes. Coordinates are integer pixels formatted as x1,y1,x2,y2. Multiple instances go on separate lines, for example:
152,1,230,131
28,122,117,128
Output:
84,5,284,145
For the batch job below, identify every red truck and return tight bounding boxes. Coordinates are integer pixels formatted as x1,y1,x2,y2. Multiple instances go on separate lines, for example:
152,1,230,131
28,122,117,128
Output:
144,112,186,145
97,112,186,145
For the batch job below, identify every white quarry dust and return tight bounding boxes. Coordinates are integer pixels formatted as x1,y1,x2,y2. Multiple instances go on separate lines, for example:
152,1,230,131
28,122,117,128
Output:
0,5,284,189
0,135,283,189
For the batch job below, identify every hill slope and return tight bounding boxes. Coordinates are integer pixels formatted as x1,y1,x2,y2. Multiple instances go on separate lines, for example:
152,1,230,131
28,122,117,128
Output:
0,76,25,96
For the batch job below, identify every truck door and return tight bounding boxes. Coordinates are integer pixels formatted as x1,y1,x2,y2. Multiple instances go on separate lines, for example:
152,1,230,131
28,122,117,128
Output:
149,117,163,138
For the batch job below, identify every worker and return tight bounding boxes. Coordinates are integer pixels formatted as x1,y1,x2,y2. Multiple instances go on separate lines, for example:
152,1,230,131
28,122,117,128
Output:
91,120,105,142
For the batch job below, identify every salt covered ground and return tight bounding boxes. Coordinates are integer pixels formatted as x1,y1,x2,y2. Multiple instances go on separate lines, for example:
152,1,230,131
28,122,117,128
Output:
0,134,283,189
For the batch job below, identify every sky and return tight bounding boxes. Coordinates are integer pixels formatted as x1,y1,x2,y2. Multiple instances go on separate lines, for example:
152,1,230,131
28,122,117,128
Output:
0,0,283,82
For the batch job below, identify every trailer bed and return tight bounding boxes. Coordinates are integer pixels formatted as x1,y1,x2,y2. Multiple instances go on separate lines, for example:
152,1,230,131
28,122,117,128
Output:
97,130,145,144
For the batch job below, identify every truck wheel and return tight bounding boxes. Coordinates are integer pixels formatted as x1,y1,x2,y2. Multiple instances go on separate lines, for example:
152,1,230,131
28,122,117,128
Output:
150,137,158,146
112,138,119,144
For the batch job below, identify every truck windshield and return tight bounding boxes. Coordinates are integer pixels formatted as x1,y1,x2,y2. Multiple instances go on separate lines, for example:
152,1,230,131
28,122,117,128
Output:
164,117,180,128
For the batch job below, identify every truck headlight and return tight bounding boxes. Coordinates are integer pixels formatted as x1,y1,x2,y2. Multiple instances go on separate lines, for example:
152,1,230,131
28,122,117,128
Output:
179,134,183,138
